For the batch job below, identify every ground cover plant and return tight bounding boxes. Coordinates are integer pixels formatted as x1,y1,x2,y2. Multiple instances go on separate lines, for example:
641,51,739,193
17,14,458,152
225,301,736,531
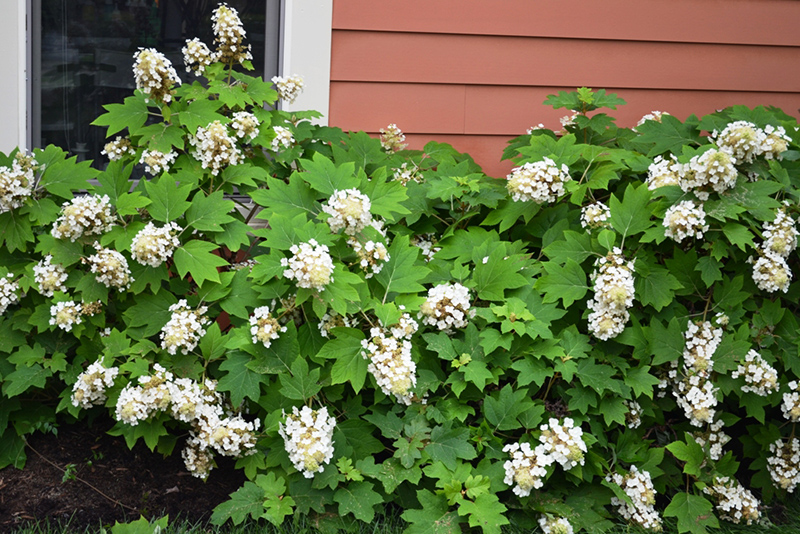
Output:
2,4,800,533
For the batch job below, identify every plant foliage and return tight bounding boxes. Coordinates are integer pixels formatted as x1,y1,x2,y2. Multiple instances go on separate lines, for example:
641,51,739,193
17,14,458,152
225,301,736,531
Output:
2,8,800,534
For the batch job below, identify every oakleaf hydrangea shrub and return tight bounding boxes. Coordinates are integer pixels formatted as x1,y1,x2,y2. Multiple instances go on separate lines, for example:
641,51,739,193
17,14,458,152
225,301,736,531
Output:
1,9,800,534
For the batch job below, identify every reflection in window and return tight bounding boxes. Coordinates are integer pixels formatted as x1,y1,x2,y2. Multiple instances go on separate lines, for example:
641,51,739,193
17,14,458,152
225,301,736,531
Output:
34,0,272,166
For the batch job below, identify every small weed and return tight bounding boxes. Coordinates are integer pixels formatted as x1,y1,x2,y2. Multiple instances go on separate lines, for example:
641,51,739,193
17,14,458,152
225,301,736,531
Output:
61,463,78,484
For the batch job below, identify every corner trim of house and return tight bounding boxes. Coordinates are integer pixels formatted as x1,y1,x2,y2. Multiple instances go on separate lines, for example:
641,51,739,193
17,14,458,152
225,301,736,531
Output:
0,0,27,152
281,0,333,125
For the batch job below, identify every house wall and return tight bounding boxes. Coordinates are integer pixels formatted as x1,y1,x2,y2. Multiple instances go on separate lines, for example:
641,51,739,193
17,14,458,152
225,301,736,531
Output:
329,0,800,177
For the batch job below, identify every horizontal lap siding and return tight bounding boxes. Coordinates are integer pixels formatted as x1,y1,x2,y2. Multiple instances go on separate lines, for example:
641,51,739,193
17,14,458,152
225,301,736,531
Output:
329,1,800,177
331,32,800,93
332,0,800,47
331,82,800,136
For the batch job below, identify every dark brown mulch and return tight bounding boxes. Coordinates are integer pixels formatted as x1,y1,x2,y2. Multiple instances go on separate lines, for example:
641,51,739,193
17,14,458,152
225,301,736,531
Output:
0,424,245,531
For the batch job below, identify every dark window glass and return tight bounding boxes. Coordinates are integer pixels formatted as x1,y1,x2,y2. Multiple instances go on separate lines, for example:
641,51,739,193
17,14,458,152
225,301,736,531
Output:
34,0,271,166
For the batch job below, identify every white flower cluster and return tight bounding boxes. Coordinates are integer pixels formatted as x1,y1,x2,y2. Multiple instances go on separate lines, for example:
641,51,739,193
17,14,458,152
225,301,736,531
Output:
762,208,798,258
674,321,721,426
101,136,135,162
211,3,252,65
131,222,182,267
322,189,373,235
419,282,473,332
350,238,390,278
506,158,571,204
182,37,213,75
160,300,210,355
0,274,20,315
768,438,800,492
279,405,336,478
190,121,244,176
87,243,133,291
389,310,419,340
132,48,181,103
587,249,635,340
636,111,670,127
167,377,223,424
13,151,39,175
52,194,115,242
272,74,304,104
560,112,579,130
606,466,663,531
731,349,779,396
503,418,586,497
502,441,552,497
751,208,797,293
184,407,259,478
751,254,791,293
712,121,767,165
527,124,545,133
763,125,792,160
538,515,574,534
538,418,587,471
271,126,294,151
140,148,178,175
703,476,760,525
182,439,215,479
580,201,610,232
712,121,791,163
682,149,738,200
646,155,682,190
194,409,259,460
411,234,441,261
281,239,335,291
392,162,423,185
230,111,260,141
114,364,172,423
380,124,406,153
781,381,800,422
318,310,358,338
0,155,36,213
114,365,257,479
33,255,68,297
49,301,83,331
694,419,731,460
624,400,643,429
663,200,709,242
71,360,119,409
249,305,286,348
360,314,419,405
683,321,722,373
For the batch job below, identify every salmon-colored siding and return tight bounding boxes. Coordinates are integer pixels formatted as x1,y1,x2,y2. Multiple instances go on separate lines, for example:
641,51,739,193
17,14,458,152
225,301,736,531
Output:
329,0,800,177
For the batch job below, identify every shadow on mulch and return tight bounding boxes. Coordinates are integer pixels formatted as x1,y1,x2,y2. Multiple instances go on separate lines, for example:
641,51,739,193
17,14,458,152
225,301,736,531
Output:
0,423,245,531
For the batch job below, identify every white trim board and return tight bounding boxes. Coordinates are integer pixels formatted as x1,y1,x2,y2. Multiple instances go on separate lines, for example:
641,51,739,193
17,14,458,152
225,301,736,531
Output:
281,0,333,125
0,0,27,152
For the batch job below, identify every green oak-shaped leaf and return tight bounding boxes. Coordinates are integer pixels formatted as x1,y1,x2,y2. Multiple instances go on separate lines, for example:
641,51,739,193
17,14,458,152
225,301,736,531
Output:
334,481,383,523
402,490,461,534
173,240,229,286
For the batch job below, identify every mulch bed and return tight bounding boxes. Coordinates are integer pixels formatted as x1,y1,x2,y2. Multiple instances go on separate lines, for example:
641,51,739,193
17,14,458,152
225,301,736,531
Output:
0,424,245,531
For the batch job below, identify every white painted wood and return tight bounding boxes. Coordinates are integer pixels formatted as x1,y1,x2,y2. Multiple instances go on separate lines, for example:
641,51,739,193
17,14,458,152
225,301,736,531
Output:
281,0,333,124
0,0,27,151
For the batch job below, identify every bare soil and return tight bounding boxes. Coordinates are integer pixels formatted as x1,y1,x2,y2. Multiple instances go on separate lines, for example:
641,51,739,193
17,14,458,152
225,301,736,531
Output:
0,423,245,531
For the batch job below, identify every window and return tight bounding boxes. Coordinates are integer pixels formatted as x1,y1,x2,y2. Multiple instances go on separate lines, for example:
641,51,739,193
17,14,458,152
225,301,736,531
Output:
31,0,281,165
